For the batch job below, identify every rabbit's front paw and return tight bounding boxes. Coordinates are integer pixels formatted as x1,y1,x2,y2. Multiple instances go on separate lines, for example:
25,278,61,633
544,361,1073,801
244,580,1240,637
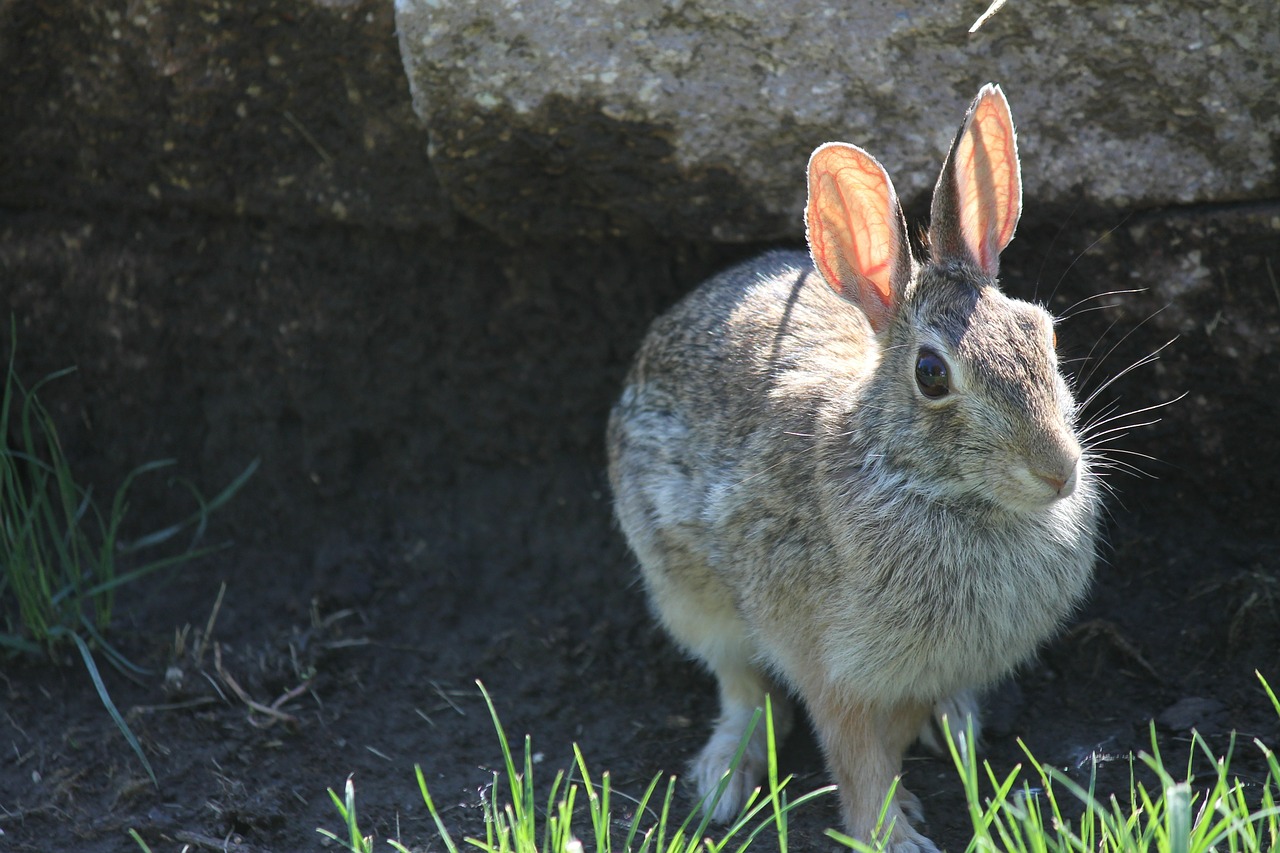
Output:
690,726,767,823
886,831,942,853
869,815,941,853
866,790,938,853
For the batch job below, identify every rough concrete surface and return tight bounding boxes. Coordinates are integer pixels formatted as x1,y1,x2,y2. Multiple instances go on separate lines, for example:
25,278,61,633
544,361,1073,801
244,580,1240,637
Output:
397,0,1280,240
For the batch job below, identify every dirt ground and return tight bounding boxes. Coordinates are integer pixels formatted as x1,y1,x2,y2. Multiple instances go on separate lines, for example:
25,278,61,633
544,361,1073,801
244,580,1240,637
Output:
1,198,1279,853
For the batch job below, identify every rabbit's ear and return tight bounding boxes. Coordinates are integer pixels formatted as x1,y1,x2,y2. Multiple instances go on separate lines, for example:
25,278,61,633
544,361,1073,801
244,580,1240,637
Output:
929,84,1022,279
806,142,912,333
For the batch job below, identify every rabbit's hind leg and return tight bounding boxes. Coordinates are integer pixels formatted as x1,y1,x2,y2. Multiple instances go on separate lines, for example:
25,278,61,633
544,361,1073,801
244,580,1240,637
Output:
807,691,939,853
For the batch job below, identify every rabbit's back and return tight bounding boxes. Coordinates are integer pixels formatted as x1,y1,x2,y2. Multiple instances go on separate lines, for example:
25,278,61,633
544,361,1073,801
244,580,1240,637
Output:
612,250,875,451
607,249,872,569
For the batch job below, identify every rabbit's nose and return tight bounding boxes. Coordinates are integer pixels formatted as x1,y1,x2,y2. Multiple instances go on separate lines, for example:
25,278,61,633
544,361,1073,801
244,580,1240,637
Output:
1034,460,1077,498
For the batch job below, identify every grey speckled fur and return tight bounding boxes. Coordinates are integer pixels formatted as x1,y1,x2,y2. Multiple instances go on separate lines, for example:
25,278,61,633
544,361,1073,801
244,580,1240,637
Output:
607,86,1100,852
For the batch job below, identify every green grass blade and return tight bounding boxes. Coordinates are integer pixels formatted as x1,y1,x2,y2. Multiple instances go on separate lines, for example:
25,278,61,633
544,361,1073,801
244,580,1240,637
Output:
115,458,258,554
411,763,462,853
1259,672,1280,719
24,364,79,396
653,774,677,853
106,460,177,553
69,631,156,786
0,633,45,655
624,771,665,853
80,543,226,600
763,695,786,851
574,743,614,853
127,827,154,852
732,782,835,853
1163,781,1192,853
476,680,529,834
77,613,149,677
540,763,564,852
343,776,367,852
317,776,373,853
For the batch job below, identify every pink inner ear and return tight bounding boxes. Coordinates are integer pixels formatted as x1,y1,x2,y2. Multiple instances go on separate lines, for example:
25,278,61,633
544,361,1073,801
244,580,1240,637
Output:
955,92,1020,276
807,144,900,319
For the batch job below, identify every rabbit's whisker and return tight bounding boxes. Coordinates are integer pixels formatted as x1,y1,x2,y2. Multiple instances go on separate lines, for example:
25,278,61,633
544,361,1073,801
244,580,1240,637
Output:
1072,313,1128,390
1057,300,1125,323
1081,389,1185,437
1076,311,1171,398
1079,338,1177,412
1083,418,1163,443
1091,459,1156,480
1079,397,1123,428
1057,287,1147,322
1090,447,1165,464
1086,430,1140,450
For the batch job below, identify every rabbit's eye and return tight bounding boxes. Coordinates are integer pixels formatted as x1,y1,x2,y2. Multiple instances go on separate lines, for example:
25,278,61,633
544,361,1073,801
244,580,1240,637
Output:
915,348,950,398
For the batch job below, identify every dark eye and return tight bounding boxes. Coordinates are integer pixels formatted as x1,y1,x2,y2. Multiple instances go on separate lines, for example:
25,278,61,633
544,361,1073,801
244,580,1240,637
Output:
915,348,950,398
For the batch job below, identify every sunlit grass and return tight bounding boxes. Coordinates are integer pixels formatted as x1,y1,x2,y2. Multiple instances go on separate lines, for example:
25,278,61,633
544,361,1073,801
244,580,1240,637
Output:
942,672,1280,853
318,683,833,853
315,674,1280,853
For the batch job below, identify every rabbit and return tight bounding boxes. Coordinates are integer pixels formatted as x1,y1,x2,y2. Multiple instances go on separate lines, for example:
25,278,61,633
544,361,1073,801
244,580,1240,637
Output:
606,84,1101,852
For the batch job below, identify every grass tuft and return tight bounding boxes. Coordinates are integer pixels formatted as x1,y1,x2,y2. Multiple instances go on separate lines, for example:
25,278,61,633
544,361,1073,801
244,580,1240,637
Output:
942,673,1280,853
316,675,1280,852
0,327,257,784
318,683,834,853
317,775,375,853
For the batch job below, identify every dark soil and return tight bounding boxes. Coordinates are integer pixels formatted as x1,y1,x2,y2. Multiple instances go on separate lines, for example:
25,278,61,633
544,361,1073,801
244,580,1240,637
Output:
2,203,1278,853
2,3,1279,850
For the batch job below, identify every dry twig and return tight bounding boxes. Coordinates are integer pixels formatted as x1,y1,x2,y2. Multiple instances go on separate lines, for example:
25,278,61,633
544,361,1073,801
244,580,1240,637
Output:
213,644,309,728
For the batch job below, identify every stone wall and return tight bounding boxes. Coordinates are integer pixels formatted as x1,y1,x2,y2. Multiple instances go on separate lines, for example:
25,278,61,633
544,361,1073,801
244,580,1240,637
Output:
396,0,1280,240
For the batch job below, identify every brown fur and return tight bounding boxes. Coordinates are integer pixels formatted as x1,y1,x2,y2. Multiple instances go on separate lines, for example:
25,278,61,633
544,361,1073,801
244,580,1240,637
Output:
607,86,1100,852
